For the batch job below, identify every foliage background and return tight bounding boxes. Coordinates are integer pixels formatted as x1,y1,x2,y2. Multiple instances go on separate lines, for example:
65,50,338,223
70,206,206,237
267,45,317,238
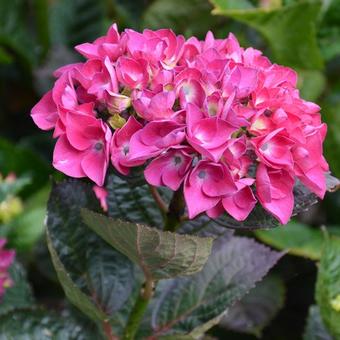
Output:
0,0,339,339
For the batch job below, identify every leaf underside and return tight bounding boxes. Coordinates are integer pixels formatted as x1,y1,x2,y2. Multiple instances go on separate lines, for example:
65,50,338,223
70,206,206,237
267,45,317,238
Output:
82,209,213,280
137,234,283,338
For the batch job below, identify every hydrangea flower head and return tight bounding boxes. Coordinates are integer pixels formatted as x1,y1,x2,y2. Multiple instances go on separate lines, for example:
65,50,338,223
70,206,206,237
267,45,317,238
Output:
31,24,329,224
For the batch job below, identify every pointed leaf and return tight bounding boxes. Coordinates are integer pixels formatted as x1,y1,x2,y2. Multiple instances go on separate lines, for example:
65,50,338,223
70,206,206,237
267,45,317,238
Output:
47,229,107,322
82,210,213,280
316,235,340,338
221,276,285,336
303,305,334,340
106,173,168,226
139,235,282,338
46,180,138,323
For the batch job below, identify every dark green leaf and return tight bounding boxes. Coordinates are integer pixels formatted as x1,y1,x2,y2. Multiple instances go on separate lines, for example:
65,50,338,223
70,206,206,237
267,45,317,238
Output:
140,235,282,338
47,229,107,322
221,276,285,336
292,180,319,216
178,214,232,238
0,308,101,339
106,173,167,226
211,1,323,70
316,235,340,338
82,210,213,280
214,204,279,230
0,261,34,316
46,180,138,323
303,305,334,340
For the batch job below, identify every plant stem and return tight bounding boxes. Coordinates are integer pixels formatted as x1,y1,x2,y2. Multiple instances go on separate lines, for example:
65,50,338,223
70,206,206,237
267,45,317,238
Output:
149,185,168,214
122,189,184,339
164,188,185,232
102,320,118,340
123,278,154,340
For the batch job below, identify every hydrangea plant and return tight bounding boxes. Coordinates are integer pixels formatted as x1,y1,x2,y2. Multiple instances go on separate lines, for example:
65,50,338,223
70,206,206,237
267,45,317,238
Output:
30,24,336,339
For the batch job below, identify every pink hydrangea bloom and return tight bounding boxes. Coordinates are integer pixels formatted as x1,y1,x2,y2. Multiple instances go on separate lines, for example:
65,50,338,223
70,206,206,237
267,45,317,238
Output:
0,239,15,299
31,24,330,224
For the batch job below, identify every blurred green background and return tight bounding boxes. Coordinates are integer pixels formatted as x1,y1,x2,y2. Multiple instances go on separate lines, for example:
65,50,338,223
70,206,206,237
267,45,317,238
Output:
0,0,339,339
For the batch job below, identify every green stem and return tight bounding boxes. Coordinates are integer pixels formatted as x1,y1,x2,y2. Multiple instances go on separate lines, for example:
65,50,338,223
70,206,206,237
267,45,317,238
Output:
123,278,154,340
122,189,184,339
164,188,185,232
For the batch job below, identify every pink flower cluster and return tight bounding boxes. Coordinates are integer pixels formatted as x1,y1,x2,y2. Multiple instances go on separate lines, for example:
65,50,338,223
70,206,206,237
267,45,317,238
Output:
31,24,329,224
0,239,15,299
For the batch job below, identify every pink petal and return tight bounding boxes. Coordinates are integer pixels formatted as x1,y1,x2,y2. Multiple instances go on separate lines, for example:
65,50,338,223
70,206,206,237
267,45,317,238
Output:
298,166,326,199
206,202,224,218
81,149,108,186
184,172,220,219
53,135,86,178
31,91,58,130
256,164,294,224
222,186,256,221
93,185,108,212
